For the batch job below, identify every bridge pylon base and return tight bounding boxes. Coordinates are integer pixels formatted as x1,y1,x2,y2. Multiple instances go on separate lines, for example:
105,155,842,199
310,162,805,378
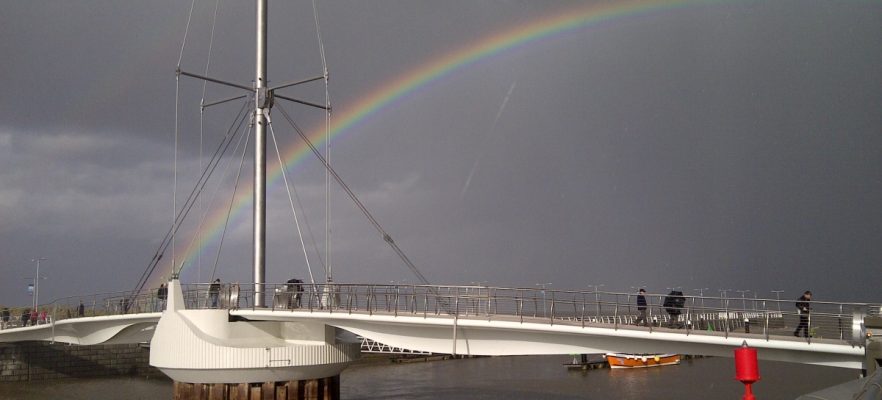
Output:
172,375,340,400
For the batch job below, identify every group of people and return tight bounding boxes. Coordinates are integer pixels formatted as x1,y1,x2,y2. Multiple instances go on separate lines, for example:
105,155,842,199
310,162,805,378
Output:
633,288,685,328
0,308,49,328
633,288,814,335
285,278,305,308
153,278,309,309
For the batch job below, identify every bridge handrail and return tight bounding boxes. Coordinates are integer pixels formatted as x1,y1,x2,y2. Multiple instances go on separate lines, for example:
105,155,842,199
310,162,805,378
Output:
2,282,876,346
0,289,160,330
179,282,874,345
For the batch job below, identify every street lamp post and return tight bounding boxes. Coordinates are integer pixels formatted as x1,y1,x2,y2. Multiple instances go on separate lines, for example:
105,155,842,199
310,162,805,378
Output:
31,258,47,310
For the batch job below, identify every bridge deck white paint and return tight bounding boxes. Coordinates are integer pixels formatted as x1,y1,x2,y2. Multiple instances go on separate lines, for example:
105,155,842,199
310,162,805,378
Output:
232,309,864,369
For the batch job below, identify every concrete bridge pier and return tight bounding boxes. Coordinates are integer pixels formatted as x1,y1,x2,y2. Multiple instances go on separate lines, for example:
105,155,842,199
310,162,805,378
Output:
150,280,359,400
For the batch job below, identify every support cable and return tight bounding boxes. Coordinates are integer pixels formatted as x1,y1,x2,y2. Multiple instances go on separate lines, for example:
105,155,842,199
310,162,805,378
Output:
197,0,221,283
266,112,317,289
312,0,333,283
276,104,432,286
132,100,251,295
175,104,252,275
179,106,252,279
172,0,198,281
209,118,255,280
173,70,180,283
134,103,249,294
176,0,198,67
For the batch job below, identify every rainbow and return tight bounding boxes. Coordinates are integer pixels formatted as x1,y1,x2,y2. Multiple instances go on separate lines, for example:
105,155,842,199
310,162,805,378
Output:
151,0,709,287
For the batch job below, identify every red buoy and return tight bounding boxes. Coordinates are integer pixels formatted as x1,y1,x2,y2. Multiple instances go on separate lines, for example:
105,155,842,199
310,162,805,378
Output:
734,341,760,400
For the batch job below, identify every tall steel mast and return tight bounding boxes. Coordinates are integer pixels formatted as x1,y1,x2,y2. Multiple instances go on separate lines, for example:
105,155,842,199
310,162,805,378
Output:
253,0,268,307
163,0,335,305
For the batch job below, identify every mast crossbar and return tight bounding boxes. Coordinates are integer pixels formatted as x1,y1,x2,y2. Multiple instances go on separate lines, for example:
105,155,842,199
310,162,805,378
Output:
177,69,253,92
269,75,325,91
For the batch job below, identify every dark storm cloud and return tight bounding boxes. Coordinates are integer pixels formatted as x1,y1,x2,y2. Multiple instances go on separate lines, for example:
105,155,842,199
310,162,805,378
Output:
1,1,881,307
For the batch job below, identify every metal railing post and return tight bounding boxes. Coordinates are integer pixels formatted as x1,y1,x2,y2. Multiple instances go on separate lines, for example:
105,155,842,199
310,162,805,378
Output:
51,303,57,342
394,286,399,317
839,304,844,340
581,293,586,328
807,302,812,343
518,292,523,324
683,306,695,336
368,286,373,316
764,302,770,341
614,297,619,331
724,298,729,339
487,288,492,322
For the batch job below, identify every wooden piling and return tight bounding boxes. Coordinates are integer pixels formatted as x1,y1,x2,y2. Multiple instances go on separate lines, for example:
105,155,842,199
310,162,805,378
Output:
171,376,340,400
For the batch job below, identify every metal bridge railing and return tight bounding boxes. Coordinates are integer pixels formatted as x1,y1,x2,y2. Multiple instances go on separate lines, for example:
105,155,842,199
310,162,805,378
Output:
0,289,160,330
187,283,875,345
1,282,874,347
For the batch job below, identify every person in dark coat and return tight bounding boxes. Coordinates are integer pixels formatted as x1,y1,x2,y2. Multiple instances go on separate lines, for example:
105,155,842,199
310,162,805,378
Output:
663,291,685,328
794,291,812,338
157,284,168,311
635,289,648,326
286,278,304,308
78,301,85,317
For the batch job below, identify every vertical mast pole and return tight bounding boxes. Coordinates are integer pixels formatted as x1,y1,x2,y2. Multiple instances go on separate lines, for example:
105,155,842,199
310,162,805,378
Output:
253,0,268,307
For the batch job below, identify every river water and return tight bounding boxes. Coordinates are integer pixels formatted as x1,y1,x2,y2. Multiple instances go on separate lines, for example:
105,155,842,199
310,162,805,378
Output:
0,355,857,399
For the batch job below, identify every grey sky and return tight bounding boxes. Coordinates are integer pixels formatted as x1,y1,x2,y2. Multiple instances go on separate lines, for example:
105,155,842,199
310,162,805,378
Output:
1,1,880,307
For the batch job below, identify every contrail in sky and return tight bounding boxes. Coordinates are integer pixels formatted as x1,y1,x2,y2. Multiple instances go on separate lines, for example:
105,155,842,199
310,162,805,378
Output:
460,81,517,200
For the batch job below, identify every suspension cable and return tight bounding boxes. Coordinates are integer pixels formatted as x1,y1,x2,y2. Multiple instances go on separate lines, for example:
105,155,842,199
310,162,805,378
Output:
196,0,221,283
179,105,252,278
312,0,333,283
171,0,198,283
265,112,317,287
132,99,251,295
134,101,249,294
176,0,198,68
276,104,432,286
209,117,254,280
173,70,180,283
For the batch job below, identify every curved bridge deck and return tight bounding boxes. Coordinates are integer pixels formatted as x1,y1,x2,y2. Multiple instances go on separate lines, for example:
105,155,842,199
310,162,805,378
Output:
0,283,875,369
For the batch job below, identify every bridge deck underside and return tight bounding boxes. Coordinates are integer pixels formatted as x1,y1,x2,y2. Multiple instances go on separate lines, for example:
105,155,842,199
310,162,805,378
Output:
232,309,864,369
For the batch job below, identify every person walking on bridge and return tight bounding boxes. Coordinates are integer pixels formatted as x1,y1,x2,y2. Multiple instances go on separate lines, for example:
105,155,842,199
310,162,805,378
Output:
635,289,648,326
157,284,168,311
794,290,812,338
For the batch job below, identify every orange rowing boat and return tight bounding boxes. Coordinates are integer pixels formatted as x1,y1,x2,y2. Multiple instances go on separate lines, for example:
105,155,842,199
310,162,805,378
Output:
604,353,680,369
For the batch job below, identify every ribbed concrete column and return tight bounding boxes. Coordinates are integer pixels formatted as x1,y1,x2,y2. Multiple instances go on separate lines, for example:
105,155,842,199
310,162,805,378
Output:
152,280,358,399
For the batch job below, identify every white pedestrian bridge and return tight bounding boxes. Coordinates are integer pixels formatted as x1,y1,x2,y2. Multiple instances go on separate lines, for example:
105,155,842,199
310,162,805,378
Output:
0,282,874,371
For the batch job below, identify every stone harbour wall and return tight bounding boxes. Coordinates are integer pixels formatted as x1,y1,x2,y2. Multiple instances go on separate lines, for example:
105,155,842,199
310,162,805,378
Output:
0,341,162,381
